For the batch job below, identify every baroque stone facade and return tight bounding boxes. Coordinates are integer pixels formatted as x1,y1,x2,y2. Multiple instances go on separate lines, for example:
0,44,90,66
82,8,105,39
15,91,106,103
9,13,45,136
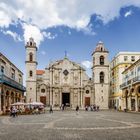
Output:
25,38,109,109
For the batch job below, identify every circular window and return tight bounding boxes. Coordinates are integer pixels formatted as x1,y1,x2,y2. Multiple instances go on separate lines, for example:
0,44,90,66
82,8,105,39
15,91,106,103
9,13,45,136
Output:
86,90,89,94
63,69,69,76
41,89,45,93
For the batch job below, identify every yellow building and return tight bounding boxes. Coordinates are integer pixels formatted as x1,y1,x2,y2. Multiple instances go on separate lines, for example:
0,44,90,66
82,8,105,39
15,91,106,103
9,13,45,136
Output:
121,59,140,111
109,52,140,110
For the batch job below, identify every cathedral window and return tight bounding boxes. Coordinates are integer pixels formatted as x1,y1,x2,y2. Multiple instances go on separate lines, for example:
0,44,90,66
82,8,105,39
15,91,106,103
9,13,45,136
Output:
41,89,45,93
86,90,89,94
93,57,95,65
100,56,104,65
29,71,33,77
29,53,33,61
100,72,104,83
30,42,32,46
63,69,69,76
101,47,103,51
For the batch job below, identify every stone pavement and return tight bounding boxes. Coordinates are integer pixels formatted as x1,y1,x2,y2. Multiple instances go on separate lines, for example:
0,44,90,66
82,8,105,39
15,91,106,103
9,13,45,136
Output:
0,110,140,140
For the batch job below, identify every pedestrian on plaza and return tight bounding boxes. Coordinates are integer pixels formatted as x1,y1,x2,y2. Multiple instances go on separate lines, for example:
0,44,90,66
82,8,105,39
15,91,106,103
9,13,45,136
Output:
85,105,88,111
49,105,53,113
97,106,99,112
10,106,13,117
12,106,16,117
76,105,79,115
62,104,65,111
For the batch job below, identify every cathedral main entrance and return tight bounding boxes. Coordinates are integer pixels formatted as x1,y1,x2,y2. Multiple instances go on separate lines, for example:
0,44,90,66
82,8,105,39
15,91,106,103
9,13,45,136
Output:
62,93,70,107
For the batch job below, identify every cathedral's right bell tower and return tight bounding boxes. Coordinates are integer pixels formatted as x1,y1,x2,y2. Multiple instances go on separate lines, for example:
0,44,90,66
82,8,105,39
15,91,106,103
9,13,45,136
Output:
25,37,37,102
92,41,109,109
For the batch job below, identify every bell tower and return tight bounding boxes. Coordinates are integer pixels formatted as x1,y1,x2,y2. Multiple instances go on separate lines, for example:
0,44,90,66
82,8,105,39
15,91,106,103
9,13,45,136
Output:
25,37,37,102
92,41,109,109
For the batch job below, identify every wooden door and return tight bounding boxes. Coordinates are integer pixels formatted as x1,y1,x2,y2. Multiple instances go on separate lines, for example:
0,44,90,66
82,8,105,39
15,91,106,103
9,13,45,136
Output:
85,97,90,106
40,96,46,105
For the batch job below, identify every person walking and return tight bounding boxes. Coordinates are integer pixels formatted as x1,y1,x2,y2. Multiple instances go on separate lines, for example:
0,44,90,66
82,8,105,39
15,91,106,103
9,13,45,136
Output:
76,105,79,115
49,105,53,113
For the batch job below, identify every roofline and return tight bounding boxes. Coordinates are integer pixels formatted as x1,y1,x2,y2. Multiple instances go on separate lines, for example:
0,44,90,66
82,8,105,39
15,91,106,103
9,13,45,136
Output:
45,57,86,71
122,58,140,74
111,51,140,63
0,52,23,75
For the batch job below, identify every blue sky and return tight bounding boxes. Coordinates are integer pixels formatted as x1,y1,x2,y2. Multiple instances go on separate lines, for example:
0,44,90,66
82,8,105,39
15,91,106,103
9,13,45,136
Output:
0,1,140,80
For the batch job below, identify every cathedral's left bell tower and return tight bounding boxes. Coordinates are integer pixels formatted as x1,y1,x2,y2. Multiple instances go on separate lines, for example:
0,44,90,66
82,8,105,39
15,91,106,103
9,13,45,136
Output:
25,37,37,102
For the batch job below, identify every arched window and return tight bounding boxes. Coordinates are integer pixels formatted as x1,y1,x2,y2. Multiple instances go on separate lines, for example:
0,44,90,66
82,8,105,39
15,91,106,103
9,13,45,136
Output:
100,72,104,83
93,57,95,65
30,42,32,46
101,47,103,51
29,53,33,61
100,56,104,65
41,89,45,93
29,71,33,77
93,72,94,81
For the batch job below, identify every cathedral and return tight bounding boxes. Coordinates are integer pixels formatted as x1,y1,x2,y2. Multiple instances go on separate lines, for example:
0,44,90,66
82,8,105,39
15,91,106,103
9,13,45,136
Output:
25,38,109,109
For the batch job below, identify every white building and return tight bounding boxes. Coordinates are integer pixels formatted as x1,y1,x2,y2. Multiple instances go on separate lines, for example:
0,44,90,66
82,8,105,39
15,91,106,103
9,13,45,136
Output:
25,38,109,109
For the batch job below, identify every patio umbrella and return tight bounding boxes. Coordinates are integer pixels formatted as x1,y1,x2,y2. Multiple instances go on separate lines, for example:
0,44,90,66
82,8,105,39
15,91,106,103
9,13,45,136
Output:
26,102,44,106
11,102,25,106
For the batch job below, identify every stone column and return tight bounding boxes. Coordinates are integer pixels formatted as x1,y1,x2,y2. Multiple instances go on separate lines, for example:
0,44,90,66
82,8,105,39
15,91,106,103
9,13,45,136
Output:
52,88,55,106
78,89,80,106
81,89,83,109
59,89,62,106
3,94,6,113
135,94,138,111
50,87,52,106
128,96,132,111
13,94,16,103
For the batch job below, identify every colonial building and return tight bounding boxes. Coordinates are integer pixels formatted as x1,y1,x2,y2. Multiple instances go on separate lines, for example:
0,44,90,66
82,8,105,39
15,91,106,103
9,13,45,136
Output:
120,59,140,111
0,53,25,114
109,52,140,110
25,38,109,109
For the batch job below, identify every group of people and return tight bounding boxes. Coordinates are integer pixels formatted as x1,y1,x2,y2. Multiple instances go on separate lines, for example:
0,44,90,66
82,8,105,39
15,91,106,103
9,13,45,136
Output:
10,106,18,117
85,105,99,111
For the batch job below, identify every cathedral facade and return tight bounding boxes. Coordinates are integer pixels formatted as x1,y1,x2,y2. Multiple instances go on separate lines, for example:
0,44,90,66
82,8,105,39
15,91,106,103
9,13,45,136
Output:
25,38,109,109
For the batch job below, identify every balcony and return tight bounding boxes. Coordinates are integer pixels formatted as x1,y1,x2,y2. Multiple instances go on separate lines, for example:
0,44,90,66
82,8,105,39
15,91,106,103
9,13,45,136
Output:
133,76,140,83
120,76,140,89
0,74,26,92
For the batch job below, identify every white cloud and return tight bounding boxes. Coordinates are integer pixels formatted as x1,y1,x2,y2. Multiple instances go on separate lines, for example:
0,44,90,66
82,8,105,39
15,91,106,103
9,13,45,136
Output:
1,30,22,42
42,32,57,40
0,0,140,45
22,23,44,46
81,60,92,69
124,10,132,17
41,51,46,55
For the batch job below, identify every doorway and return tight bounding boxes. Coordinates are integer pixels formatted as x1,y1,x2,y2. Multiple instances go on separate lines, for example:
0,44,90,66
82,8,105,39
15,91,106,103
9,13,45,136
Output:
62,93,70,107
40,96,46,105
85,97,90,106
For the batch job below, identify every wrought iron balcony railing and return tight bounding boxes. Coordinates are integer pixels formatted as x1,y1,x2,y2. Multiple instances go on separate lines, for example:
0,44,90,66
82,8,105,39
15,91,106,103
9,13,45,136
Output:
0,74,26,92
120,76,140,89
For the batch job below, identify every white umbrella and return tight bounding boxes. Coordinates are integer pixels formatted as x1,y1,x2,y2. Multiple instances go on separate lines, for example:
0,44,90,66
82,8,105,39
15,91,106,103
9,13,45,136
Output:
11,102,25,106
26,102,44,106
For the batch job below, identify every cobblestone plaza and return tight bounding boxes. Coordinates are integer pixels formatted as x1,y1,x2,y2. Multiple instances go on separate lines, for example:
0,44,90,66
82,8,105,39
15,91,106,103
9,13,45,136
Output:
0,111,140,140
